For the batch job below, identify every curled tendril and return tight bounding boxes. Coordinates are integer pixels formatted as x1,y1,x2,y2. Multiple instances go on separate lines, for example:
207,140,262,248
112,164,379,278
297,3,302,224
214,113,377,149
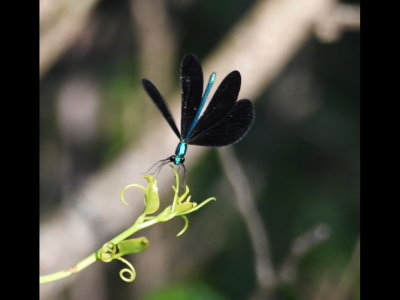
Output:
97,238,148,282
99,242,117,262
176,215,189,237
120,184,146,206
116,257,136,282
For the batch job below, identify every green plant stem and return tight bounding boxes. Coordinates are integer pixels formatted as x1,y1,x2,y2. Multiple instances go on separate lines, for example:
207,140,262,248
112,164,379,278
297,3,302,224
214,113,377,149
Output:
110,217,159,245
40,253,97,284
41,167,215,285
40,216,159,284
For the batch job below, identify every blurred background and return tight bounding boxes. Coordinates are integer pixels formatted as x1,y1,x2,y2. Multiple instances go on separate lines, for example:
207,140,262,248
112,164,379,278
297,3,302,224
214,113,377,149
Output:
40,0,360,299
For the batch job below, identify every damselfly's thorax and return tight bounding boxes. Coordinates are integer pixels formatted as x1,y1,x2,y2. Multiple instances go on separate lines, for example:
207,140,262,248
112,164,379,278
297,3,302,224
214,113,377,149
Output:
170,141,187,165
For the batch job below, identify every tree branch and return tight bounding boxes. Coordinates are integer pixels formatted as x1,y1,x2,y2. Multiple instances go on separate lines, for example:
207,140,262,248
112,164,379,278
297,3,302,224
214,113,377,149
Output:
40,0,100,77
218,148,275,298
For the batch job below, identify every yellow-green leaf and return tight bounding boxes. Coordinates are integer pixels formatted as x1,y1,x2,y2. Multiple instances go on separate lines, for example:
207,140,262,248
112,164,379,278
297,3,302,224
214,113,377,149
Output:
142,175,160,214
175,202,196,214
116,237,150,258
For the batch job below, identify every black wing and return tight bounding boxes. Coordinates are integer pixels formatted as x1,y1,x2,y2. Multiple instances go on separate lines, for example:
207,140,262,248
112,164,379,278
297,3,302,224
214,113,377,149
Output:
187,99,255,147
188,70,241,141
142,79,181,139
180,54,204,139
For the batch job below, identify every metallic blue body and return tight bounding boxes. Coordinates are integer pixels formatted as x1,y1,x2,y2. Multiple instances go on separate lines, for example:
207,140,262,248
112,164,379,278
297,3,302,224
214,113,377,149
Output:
184,72,216,140
174,72,216,165
173,141,187,165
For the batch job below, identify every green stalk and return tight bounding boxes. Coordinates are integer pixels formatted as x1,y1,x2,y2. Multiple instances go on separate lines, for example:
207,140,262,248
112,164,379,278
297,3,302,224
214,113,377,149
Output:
40,253,97,284
40,168,215,285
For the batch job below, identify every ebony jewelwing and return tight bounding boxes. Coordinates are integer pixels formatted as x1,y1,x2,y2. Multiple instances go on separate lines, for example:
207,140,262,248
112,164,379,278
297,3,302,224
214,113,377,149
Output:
142,53,255,174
